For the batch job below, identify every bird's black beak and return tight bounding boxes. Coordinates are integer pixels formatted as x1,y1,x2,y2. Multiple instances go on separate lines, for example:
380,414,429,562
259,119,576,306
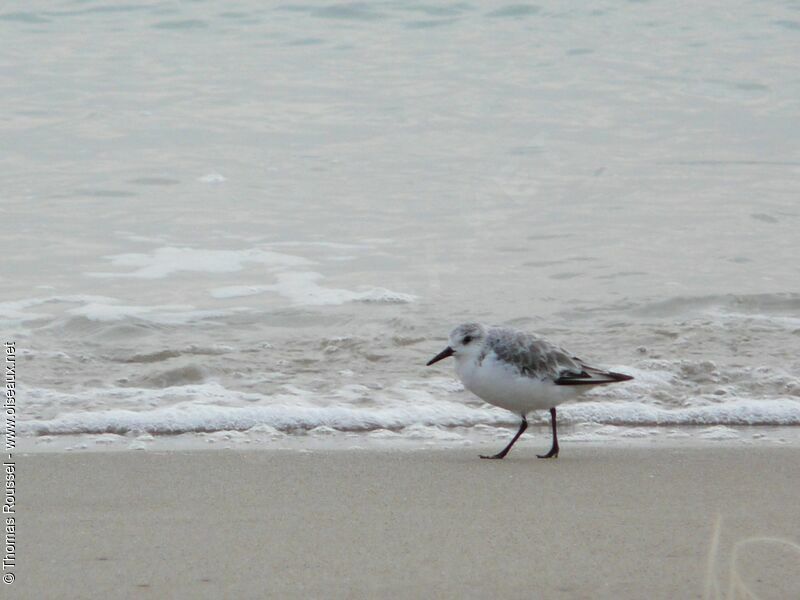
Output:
426,346,454,366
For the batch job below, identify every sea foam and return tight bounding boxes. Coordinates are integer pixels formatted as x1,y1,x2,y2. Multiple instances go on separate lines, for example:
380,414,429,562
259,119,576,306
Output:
20,381,800,436
211,272,416,306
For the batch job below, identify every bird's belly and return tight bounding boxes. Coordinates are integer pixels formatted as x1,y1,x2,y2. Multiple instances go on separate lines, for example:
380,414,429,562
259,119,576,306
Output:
458,359,584,414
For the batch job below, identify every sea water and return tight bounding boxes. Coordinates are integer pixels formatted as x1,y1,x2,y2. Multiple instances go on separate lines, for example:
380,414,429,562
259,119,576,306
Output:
2,1,800,449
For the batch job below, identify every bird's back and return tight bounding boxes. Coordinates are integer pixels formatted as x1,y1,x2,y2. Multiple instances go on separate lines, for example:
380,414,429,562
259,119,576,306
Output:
485,327,583,381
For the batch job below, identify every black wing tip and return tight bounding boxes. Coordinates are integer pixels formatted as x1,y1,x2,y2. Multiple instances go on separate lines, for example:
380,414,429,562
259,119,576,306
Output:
555,370,634,386
607,371,634,382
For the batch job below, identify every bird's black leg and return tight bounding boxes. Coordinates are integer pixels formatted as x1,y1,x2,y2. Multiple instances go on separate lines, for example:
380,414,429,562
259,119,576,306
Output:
537,407,559,459
481,416,527,459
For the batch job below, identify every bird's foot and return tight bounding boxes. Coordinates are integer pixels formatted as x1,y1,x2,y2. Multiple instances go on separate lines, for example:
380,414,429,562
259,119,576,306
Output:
480,453,506,460
537,449,559,459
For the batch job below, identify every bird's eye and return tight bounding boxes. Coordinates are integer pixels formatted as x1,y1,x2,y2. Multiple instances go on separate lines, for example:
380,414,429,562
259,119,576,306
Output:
463,335,472,344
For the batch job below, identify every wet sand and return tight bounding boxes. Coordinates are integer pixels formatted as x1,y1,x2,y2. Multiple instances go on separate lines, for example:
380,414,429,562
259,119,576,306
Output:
16,445,800,599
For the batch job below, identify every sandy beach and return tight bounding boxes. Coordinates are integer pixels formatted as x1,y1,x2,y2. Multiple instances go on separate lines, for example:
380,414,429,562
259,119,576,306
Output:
16,444,800,599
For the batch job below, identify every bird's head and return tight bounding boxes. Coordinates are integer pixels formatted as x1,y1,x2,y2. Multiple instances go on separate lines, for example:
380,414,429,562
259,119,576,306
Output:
426,322,487,366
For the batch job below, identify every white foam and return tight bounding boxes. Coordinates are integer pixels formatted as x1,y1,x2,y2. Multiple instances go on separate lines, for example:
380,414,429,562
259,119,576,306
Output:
593,425,621,436
20,403,466,435
65,301,251,324
19,381,800,436
88,247,311,279
402,424,464,441
266,271,416,306
698,425,740,440
92,433,124,445
0,295,121,325
210,275,416,305
270,241,368,250
563,399,800,426
354,288,418,304
19,349,71,360
198,172,226,183
368,428,400,439
246,424,285,438
0,299,49,324
308,425,338,436
77,246,415,306
67,302,186,321
619,428,650,438
210,285,272,299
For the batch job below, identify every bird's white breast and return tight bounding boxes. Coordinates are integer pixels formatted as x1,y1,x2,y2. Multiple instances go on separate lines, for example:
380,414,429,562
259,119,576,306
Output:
455,350,584,414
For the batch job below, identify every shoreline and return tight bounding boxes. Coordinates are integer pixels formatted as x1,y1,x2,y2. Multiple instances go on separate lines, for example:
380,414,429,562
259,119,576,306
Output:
16,423,800,454
16,446,800,599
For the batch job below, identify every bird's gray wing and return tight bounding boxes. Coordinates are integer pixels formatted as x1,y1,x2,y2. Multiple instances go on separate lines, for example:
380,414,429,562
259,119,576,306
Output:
488,329,584,380
489,328,634,385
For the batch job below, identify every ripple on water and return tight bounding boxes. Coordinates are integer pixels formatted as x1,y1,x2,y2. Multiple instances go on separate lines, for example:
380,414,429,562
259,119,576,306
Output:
127,177,181,186
487,5,541,18
0,12,49,23
118,364,206,388
151,19,208,30
312,4,385,21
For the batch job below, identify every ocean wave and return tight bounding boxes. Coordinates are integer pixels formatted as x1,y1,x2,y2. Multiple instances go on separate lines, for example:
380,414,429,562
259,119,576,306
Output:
632,293,800,319
21,394,800,436
560,293,800,322
0,294,253,329
0,295,117,325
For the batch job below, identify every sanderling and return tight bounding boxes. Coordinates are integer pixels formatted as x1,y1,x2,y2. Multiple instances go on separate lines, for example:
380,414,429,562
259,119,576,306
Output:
426,322,633,459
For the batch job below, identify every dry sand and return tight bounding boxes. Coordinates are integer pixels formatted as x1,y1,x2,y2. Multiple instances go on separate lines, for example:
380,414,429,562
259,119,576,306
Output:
16,445,800,599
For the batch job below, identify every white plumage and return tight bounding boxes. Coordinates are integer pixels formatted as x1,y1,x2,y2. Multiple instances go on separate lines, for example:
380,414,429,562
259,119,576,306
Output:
456,349,585,414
